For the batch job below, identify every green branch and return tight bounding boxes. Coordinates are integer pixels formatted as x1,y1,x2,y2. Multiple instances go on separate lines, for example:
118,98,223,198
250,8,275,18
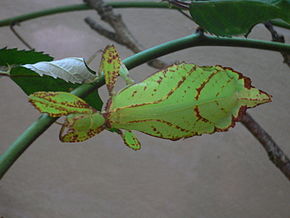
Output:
271,19,290,30
0,2,175,27
0,1,289,31
1,32,290,179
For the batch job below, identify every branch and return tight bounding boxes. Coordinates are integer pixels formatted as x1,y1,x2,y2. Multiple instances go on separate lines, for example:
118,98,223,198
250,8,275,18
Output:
0,1,288,30
177,9,194,21
264,21,290,67
1,33,290,179
270,19,290,30
241,113,290,180
0,2,177,27
84,17,119,42
83,0,168,69
10,24,33,50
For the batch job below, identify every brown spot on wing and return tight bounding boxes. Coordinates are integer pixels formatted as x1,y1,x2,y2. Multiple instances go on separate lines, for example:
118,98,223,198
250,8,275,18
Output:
194,106,210,123
195,70,218,100
127,119,192,134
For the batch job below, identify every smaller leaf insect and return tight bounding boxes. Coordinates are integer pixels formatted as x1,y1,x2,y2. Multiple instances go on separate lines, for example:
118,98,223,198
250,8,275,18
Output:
29,45,271,150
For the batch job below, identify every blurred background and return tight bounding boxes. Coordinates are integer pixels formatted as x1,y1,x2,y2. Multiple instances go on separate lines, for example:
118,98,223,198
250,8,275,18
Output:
0,0,289,217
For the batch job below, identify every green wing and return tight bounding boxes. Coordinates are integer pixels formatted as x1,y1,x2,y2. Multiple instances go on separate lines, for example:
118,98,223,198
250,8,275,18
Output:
108,64,271,140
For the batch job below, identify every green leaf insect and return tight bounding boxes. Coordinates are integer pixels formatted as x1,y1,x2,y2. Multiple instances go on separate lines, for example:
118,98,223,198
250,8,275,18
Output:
29,45,271,151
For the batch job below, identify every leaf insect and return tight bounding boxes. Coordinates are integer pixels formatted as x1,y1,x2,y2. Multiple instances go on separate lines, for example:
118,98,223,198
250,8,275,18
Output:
29,45,271,150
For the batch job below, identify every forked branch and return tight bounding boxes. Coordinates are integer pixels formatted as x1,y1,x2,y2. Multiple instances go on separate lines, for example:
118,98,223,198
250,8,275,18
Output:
241,113,290,180
83,0,168,69
264,22,290,67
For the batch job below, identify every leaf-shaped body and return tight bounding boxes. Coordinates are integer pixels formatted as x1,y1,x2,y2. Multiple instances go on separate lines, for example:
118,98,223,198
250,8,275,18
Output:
107,64,271,140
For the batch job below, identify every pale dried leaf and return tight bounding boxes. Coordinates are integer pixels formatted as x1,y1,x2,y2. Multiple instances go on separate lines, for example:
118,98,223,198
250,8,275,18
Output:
22,57,96,84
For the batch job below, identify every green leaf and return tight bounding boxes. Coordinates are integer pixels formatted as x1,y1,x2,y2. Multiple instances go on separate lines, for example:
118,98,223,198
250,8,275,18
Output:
108,64,271,140
29,91,94,117
0,47,53,66
189,0,290,36
10,67,103,110
22,57,97,84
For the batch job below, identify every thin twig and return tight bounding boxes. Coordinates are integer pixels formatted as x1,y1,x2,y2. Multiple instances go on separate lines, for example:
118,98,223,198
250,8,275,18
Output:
0,73,10,77
177,9,193,21
10,23,33,49
241,113,290,181
264,21,290,67
83,0,168,69
84,17,120,43
166,0,190,9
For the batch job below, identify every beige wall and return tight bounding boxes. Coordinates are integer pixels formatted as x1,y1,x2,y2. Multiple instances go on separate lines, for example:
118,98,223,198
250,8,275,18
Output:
0,0,289,217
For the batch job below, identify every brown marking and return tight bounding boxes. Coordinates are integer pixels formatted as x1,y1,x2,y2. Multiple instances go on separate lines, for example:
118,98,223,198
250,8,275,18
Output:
104,97,112,113
194,106,209,123
28,99,92,117
127,119,191,134
214,77,234,97
150,126,163,138
131,90,138,97
195,70,218,100
59,120,105,143
215,101,227,114
156,76,163,84
32,92,91,109
226,77,234,84
216,65,252,89
238,96,272,104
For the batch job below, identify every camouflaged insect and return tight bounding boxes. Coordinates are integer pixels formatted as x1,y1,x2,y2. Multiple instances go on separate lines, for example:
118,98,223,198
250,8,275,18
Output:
29,45,271,150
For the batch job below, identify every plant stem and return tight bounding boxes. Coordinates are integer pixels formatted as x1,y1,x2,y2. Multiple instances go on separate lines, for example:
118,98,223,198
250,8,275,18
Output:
271,19,290,30
1,33,290,179
0,2,288,30
0,115,57,178
0,2,175,27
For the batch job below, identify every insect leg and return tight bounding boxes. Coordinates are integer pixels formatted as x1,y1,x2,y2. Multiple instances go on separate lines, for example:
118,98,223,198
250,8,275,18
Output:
116,129,141,151
119,63,135,86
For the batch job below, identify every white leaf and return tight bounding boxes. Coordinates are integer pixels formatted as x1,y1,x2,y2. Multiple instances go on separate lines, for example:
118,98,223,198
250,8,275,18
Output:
22,57,96,84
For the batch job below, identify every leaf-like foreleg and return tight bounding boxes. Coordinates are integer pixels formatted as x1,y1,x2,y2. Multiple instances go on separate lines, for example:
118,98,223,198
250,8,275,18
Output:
99,45,121,96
